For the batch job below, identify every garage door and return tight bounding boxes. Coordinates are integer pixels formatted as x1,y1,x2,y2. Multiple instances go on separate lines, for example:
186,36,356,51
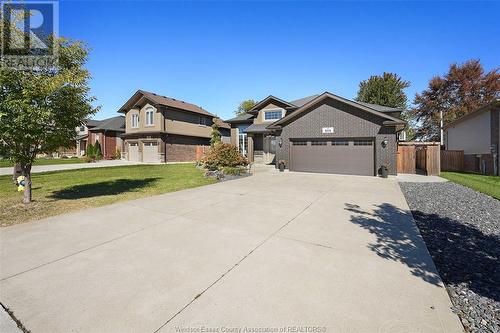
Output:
290,139,374,176
128,143,140,162
143,142,159,163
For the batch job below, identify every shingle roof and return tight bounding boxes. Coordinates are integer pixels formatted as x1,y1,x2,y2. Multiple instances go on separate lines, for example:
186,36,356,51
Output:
214,118,231,130
355,101,403,113
85,119,101,128
89,116,125,132
118,90,216,118
225,113,254,123
290,95,320,107
244,123,272,133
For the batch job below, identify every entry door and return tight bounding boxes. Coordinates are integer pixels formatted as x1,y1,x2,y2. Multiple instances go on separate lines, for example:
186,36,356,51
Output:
290,139,374,176
143,142,159,163
238,133,247,156
128,143,139,162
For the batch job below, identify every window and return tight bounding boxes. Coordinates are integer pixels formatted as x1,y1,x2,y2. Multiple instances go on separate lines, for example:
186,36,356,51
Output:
144,142,157,146
292,141,307,146
264,109,283,121
79,125,85,132
238,133,248,156
332,140,348,146
145,109,154,126
131,114,139,128
311,141,327,146
354,140,373,146
199,116,210,126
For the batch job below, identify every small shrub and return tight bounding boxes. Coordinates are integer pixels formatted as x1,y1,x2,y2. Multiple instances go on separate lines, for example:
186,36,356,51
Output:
83,155,93,163
202,143,248,169
112,148,121,160
221,166,246,175
85,143,95,161
94,141,103,160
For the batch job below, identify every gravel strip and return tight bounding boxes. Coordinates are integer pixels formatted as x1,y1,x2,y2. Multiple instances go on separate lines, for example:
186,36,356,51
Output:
400,182,500,333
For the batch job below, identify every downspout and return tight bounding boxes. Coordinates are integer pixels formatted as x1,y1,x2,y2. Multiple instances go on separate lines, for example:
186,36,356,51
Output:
163,107,167,163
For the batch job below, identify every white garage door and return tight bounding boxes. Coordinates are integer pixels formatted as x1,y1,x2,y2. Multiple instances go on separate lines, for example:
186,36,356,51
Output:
143,142,159,163
128,143,140,162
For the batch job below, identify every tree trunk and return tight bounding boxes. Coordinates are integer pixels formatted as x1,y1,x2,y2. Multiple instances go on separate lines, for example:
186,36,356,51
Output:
12,163,22,184
20,164,32,204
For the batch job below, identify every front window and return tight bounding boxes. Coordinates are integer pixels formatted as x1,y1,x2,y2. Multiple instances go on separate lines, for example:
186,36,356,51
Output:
131,114,139,128
145,109,154,126
238,133,248,156
264,109,283,121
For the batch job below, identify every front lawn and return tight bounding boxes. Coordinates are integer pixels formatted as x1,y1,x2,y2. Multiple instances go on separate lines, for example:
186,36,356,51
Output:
440,171,500,199
0,164,215,226
0,157,86,168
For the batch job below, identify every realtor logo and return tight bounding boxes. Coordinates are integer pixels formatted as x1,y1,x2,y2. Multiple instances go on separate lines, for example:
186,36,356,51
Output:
1,0,59,69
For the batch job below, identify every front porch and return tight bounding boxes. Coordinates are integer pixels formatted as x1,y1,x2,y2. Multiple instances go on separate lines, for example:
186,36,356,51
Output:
243,132,277,165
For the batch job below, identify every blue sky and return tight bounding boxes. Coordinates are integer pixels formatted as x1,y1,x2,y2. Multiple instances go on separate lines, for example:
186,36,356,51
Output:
60,1,500,120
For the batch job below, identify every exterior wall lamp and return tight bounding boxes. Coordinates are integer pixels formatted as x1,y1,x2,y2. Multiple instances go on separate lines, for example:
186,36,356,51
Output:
278,138,283,147
381,138,388,148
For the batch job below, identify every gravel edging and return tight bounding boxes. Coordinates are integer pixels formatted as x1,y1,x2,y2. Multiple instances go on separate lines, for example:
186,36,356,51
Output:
399,181,500,333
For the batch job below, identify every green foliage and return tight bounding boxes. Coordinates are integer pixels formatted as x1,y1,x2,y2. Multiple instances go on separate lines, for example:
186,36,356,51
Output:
413,60,500,140
235,99,257,115
221,166,247,175
112,148,121,160
0,31,98,202
86,143,95,159
94,141,102,160
356,72,410,109
210,121,221,147
202,143,248,169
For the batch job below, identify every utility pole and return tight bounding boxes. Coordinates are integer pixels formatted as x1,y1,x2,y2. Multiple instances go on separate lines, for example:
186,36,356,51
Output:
440,110,444,146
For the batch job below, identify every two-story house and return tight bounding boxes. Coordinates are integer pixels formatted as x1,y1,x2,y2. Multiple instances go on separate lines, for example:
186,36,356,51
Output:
118,90,229,163
226,92,405,176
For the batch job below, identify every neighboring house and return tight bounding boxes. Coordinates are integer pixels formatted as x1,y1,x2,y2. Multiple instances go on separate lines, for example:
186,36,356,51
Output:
444,99,500,175
75,116,125,159
226,92,405,176
117,90,229,163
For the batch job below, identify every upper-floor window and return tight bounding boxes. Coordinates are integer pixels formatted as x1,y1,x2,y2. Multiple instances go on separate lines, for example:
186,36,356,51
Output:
198,116,210,126
145,108,154,126
79,125,85,132
131,114,139,128
264,109,283,121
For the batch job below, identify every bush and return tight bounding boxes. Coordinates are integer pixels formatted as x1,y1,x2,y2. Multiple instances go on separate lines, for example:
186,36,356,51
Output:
202,143,248,169
221,166,247,175
94,141,102,160
86,143,95,160
112,148,121,160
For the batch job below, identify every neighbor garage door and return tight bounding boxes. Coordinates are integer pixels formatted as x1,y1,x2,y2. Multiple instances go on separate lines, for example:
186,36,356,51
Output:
143,142,159,163
128,142,140,162
290,139,374,176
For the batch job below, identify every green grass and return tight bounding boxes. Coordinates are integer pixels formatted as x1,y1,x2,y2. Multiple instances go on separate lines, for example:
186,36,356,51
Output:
0,158,86,168
441,171,500,200
0,164,215,226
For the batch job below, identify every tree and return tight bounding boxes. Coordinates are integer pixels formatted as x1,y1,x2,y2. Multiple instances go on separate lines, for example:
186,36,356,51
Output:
235,99,257,116
94,140,102,160
413,60,500,140
210,121,221,147
356,72,410,109
0,39,97,203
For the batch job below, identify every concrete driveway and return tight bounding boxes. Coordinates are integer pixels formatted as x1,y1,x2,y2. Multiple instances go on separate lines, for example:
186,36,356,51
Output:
0,167,463,333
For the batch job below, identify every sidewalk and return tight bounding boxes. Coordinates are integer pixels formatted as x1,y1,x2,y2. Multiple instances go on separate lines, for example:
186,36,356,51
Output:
0,160,144,176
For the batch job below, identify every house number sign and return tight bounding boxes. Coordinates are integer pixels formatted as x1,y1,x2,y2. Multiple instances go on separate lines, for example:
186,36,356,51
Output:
322,127,334,134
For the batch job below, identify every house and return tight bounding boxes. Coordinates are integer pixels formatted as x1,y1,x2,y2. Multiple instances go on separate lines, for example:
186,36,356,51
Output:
75,116,125,159
444,99,500,175
225,92,406,176
117,90,230,163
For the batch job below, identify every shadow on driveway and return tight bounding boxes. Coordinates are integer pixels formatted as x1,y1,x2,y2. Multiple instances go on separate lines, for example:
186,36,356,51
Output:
50,178,160,200
345,203,499,302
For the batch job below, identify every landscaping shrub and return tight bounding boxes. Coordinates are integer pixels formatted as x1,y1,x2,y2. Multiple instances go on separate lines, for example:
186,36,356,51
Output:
221,166,247,175
112,148,121,160
202,143,248,169
85,143,95,161
94,141,103,160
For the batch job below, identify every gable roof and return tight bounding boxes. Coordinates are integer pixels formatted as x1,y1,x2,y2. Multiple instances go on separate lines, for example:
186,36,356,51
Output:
290,95,320,107
248,95,295,112
269,92,405,128
214,117,231,130
118,90,216,117
89,116,125,132
443,99,500,129
355,101,404,113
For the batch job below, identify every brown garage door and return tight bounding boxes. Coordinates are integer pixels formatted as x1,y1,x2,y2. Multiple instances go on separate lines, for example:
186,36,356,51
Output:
290,139,374,176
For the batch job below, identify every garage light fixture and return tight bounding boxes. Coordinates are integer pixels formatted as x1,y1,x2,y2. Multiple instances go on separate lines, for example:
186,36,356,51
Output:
278,138,283,147
381,138,388,148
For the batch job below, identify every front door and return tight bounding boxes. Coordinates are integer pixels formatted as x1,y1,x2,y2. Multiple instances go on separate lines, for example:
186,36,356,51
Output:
238,133,247,156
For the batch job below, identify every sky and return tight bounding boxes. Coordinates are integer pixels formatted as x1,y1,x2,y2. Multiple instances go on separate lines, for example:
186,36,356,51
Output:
60,0,500,120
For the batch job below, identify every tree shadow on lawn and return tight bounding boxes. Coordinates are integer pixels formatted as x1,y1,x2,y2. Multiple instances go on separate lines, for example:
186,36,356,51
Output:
50,178,160,200
345,203,499,302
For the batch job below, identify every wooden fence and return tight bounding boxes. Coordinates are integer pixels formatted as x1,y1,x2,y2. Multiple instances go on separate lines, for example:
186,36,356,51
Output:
440,150,464,171
397,142,440,176
397,145,416,174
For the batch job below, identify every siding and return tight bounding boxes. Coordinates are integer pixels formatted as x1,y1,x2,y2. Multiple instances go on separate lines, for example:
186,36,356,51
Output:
275,98,397,175
446,110,491,154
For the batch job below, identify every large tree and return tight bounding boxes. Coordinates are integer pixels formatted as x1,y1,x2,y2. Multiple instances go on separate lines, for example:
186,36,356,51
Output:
413,60,500,140
355,72,410,109
235,99,257,116
0,38,97,203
